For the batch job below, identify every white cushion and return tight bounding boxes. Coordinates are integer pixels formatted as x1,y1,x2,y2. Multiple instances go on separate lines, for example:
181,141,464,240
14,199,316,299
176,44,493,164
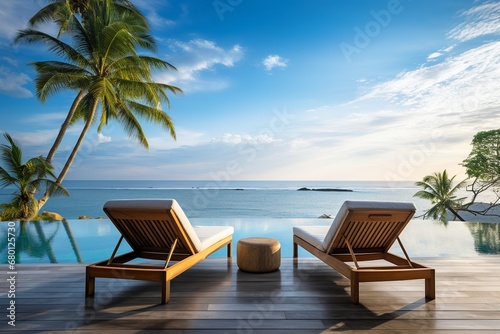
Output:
293,226,329,251
169,199,203,251
194,225,234,251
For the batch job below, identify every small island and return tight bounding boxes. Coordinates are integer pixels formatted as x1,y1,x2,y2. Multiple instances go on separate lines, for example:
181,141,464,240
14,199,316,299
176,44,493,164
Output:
297,187,353,192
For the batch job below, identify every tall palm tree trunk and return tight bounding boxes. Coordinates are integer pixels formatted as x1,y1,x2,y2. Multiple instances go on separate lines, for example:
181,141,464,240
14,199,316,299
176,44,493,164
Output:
38,99,98,211
46,90,85,163
29,91,84,207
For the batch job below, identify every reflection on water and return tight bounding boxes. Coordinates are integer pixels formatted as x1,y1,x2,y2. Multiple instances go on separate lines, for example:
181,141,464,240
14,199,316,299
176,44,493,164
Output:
466,222,500,254
1,219,499,264
0,220,83,264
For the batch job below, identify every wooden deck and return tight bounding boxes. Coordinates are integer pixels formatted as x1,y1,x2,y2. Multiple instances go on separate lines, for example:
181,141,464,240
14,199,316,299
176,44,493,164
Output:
1,256,500,333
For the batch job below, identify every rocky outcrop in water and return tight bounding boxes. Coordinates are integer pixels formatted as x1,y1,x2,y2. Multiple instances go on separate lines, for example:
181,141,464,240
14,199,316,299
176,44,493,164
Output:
297,187,353,192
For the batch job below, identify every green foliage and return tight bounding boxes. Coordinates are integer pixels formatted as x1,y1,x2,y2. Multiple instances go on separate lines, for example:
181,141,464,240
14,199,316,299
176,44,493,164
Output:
462,129,500,181
414,170,467,222
0,133,68,221
28,0,150,41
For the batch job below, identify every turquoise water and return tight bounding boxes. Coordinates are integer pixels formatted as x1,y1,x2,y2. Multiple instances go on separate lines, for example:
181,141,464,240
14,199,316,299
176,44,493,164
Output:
1,218,499,264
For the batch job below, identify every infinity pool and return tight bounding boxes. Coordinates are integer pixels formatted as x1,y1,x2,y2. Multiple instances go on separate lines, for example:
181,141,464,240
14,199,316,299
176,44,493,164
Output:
1,218,499,264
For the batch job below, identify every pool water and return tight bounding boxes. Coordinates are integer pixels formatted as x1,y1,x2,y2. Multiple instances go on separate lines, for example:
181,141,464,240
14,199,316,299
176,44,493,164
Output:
1,218,499,264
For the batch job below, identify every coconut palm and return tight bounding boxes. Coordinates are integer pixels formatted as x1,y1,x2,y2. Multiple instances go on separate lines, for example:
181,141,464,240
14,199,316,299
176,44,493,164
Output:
22,0,157,165
15,0,181,211
0,133,68,221
414,170,467,222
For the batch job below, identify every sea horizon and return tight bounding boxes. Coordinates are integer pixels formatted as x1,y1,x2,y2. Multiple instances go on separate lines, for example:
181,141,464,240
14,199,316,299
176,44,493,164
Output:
1,179,431,220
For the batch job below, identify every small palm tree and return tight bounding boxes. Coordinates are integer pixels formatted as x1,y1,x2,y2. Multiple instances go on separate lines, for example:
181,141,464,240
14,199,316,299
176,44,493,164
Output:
0,133,68,221
414,170,467,222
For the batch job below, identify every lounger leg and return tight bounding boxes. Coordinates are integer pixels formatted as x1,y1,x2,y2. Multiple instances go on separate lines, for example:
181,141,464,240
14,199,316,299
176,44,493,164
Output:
293,242,298,258
350,271,359,304
227,242,232,258
85,269,95,298
425,269,436,300
161,280,171,304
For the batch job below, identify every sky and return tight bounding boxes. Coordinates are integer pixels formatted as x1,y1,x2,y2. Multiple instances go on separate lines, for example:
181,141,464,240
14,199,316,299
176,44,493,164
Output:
1,0,500,182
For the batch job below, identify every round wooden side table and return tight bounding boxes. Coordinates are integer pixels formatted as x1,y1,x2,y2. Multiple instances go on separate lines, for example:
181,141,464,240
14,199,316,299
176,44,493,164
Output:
237,237,281,273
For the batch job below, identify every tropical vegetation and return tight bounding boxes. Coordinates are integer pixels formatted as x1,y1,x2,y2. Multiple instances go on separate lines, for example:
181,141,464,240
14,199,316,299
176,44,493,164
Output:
0,133,68,221
1,0,181,219
414,170,467,222
416,128,500,222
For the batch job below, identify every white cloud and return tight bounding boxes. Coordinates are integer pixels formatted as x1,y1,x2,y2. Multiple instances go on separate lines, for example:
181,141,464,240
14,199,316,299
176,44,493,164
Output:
427,52,442,60
212,133,278,145
0,1,60,43
97,133,111,143
157,39,244,91
7,129,58,147
448,1,500,42
146,11,176,27
0,66,32,98
24,112,67,124
0,2,37,40
148,128,206,150
262,55,288,71
357,41,500,114
134,0,183,28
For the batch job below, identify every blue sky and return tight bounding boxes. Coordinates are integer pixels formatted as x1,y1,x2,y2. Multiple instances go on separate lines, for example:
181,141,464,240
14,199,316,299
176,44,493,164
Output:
1,0,500,181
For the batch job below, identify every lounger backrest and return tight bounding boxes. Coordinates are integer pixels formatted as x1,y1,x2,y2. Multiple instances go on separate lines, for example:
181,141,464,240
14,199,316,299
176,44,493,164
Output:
103,199,202,254
322,201,416,254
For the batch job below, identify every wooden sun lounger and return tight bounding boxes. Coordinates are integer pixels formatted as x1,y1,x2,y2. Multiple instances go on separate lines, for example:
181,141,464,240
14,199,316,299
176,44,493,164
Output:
293,201,435,304
85,199,233,304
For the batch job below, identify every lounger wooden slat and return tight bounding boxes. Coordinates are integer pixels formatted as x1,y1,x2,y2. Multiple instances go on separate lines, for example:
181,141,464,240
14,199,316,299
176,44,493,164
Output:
293,200,435,304
85,199,233,305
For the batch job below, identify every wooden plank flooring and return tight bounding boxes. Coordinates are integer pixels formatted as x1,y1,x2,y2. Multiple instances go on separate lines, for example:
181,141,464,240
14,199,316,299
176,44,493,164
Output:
1,257,500,333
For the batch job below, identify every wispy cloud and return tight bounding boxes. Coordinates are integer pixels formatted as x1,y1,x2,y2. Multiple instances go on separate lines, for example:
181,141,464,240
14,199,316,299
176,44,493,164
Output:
0,66,32,98
448,1,500,42
134,0,179,28
0,2,37,40
262,54,288,71
357,41,500,114
212,133,278,145
24,112,67,124
148,128,206,150
4,129,57,148
157,39,244,91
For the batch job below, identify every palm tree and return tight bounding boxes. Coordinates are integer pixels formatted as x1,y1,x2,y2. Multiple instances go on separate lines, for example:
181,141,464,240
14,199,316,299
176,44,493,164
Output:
414,170,467,222
22,0,157,165
15,0,182,211
0,133,68,221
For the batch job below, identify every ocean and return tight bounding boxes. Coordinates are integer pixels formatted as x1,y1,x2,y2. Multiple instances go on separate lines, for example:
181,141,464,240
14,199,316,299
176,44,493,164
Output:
0,180,431,219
